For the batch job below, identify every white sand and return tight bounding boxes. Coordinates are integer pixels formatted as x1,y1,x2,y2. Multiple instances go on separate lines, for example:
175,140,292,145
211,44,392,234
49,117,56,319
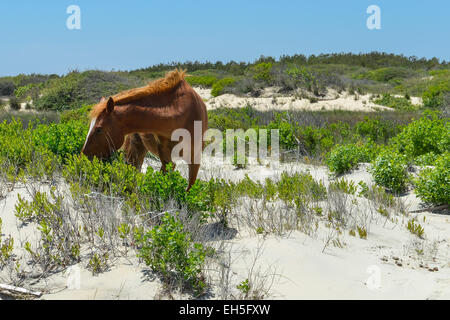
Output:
1,156,449,300
195,87,394,112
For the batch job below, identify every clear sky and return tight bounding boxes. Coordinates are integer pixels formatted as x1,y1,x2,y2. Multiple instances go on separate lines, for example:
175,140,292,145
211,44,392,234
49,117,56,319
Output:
0,0,449,76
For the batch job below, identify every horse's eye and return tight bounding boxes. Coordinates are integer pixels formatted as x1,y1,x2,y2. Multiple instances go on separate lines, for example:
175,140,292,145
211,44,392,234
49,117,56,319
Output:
95,127,102,133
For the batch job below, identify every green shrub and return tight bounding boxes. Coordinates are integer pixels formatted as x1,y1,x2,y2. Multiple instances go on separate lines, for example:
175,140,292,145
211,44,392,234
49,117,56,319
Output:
326,144,366,174
211,78,236,97
138,213,207,294
34,71,140,111
370,151,409,194
206,178,237,227
0,234,14,267
286,66,318,92
0,118,35,167
358,67,412,84
185,76,217,87
329,178,357,195
0,117,88,175
297,121,358,156
32,120,88,160
414,152,438,166
422,83,449,108
234,175,265,199
277,171,327,204
373,94,416,110
24,147,60,180
64,153,212,217
0,80,15,96
9,97,21,110
252,62,273,83
406,219,425,238
393,111,448,158
266,113,298,150
60,104,92,124
139,164,188,209
185,180,214,218
357,226,367,239
208,106,259,131
358,141,385,162
355,117,393,143
414,152,449,205
63,153,141,196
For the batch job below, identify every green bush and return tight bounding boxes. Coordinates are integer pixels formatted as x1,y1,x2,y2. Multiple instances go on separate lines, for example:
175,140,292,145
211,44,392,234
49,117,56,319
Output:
393,111,448,159
63,153,141,196
298,121,358,156
326,144,366,174
139,164,188,209
277,171,327,203
406,219,425,238
138,213,207,294
205,178,237,227
234,175,265,199
208,106,259,131
9,97,21,110
266,113,298,150
64,153,212,217
0,118,35,167
414,152,449,205
60,104,92,124
422,83,449,108
185,180,214,217
286,66,318,92
355,117,396,143
252,62,273,84
329,178,358,195
0,80,15,96
34,71,141,111
358,67,412,84
414,152,438,166
211,77,236,97
32,120,88,160
373,94,416,110
185,76,217,88
370,151,409,194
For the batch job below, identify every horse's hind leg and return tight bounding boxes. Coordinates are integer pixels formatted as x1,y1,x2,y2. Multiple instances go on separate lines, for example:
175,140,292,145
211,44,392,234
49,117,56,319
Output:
123,133,147,171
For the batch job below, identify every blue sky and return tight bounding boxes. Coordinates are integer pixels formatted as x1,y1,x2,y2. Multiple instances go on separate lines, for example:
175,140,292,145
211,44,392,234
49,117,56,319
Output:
0,0,449,76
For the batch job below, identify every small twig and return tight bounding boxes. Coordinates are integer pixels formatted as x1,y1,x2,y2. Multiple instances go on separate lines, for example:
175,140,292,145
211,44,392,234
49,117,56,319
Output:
408,204,448,214
0,283,42,297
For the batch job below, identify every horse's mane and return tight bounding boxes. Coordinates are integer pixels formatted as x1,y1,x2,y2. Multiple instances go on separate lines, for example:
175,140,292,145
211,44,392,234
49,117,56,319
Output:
89,69,186,119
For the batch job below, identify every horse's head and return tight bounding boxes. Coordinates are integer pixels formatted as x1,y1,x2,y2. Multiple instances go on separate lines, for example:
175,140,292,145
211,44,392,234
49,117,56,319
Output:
81,97,125,160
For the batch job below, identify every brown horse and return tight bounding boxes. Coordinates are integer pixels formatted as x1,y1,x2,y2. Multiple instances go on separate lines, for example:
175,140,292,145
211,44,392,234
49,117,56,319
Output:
81,69,208,190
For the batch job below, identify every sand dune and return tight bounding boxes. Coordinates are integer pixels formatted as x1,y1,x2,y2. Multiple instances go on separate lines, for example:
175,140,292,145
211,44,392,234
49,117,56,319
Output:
1,156,448,300
194,87,409,112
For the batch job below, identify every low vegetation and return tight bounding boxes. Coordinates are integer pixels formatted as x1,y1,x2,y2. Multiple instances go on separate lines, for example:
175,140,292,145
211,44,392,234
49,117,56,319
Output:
0,51,448,298
2,52,448,114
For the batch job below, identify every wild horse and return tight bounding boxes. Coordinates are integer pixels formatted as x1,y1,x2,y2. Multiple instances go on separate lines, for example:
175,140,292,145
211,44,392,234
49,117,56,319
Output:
81,69,208,190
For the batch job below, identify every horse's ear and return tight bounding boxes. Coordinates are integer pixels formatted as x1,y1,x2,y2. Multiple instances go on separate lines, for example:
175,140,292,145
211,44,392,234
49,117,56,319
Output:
100,96,106,102
106,97,114,113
